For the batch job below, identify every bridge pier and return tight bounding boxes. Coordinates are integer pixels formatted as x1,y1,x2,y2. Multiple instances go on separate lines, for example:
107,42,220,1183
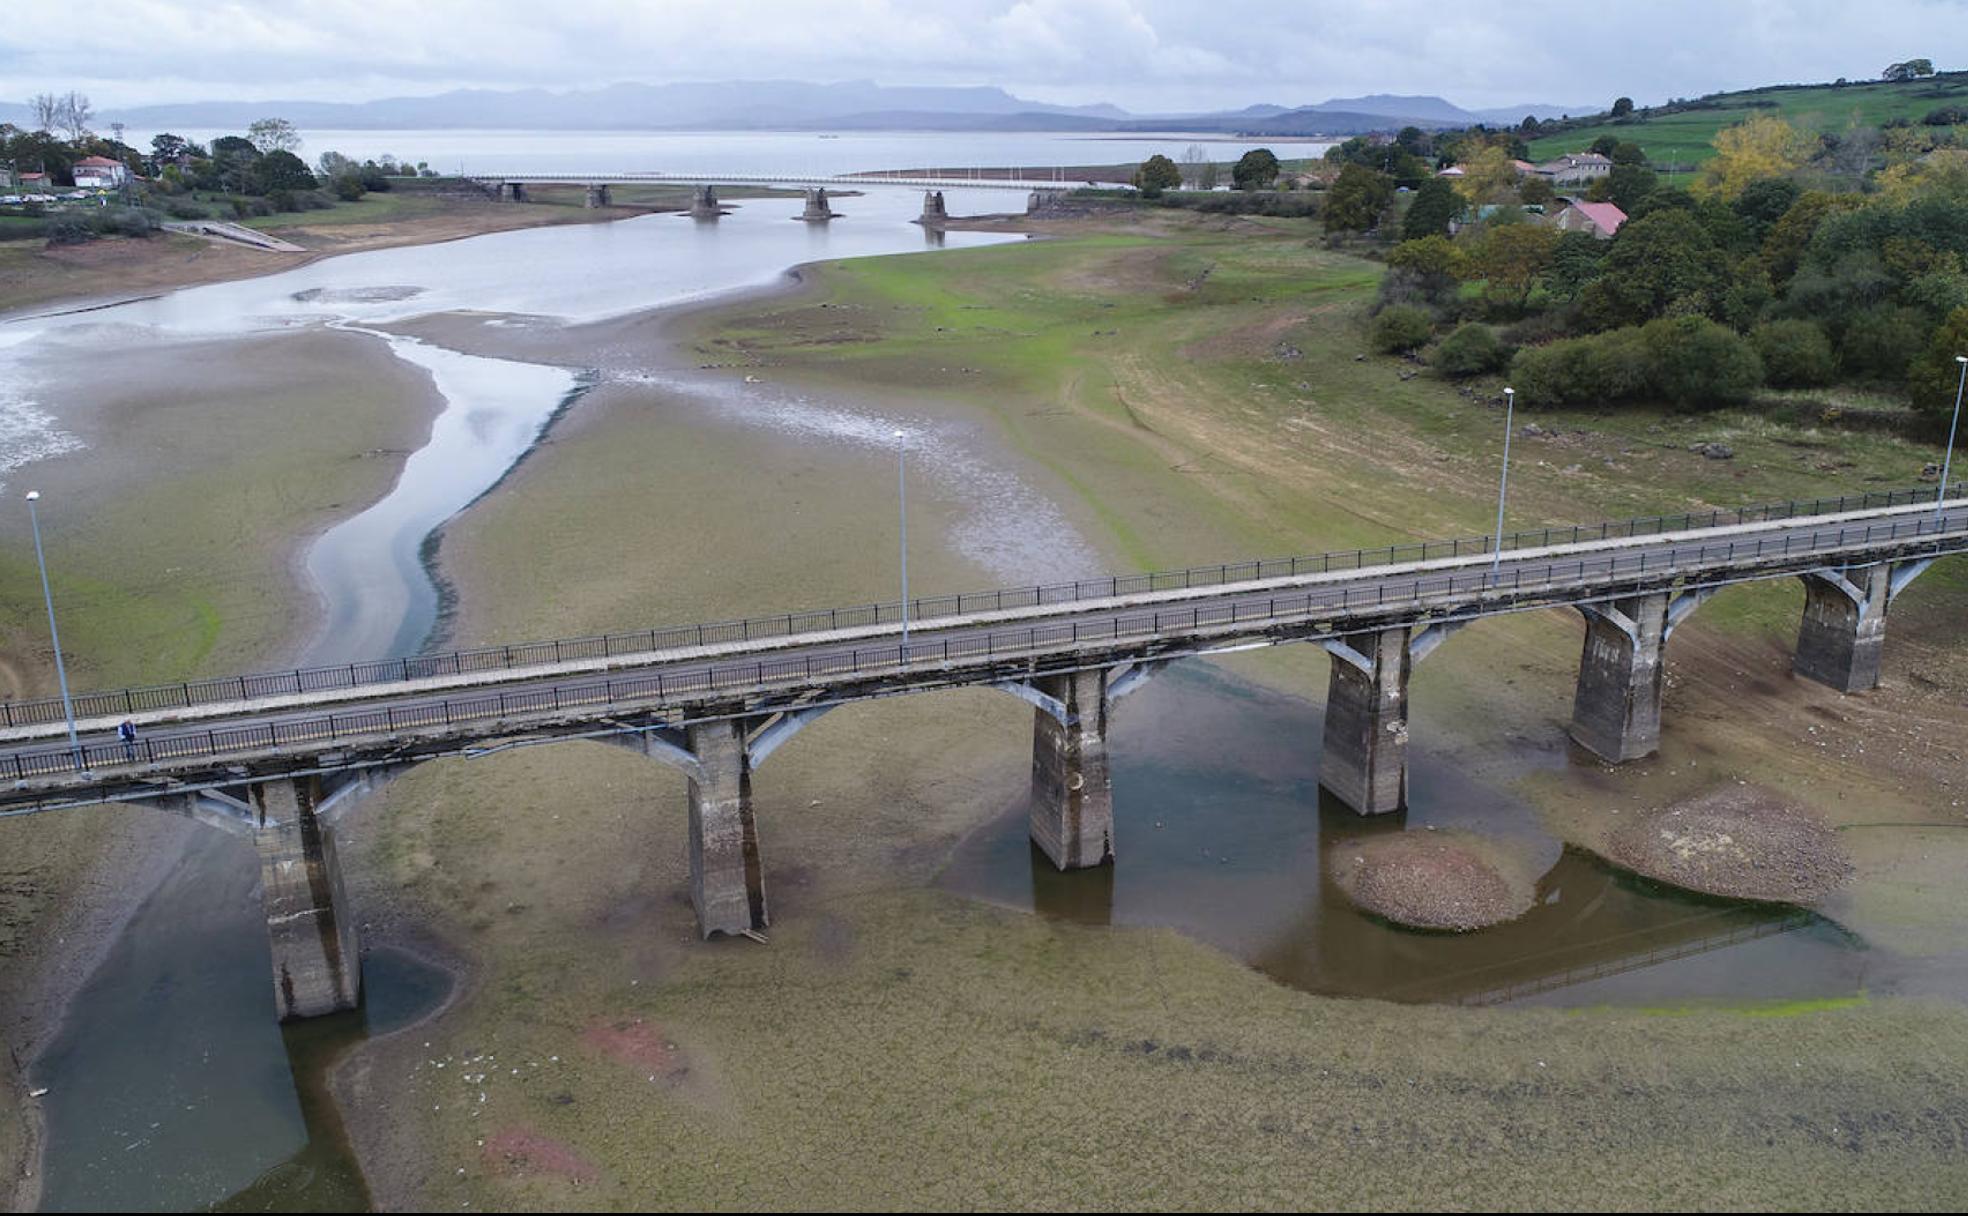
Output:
252,776,361,1021
585,183,610,208
800,188,835,221
1795,564,1892,692
1320,627,1413,815
691,184,722,220
920,190,948,227
686,720,768,937
1570,591,1671,762
1028,669,1114,869
503,181,527,203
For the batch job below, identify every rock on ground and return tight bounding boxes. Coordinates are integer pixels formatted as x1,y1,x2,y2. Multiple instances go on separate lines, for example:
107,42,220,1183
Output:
1329,830,1536,932
1604,785,1853,904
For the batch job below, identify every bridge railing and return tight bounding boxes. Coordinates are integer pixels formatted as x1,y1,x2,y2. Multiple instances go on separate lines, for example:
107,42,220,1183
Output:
0,485,1957,731
7,506,1965,781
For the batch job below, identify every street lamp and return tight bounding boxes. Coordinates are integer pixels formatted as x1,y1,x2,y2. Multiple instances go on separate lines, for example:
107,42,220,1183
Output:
1939,354,1967,518
1491,387,1517,582
24,491,84,771
894,429,910,660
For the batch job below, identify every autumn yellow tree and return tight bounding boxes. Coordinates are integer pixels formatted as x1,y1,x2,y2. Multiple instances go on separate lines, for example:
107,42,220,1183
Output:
1470,222,1559,310
1693,114,1815,201
1875,148,1968,203
1453,145,1520,204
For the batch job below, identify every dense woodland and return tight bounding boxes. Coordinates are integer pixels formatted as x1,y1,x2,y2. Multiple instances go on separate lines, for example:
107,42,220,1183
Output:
1330,97,1968,425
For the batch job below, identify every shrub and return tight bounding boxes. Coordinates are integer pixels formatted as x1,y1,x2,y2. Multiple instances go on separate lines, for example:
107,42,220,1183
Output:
165,200,206,220
1369,304,1434,353
1643,315,1764,406
1839,304,1930,379
1507,318,1762,408
1433,323,1508,377
44,216,93,246
1751,320,1837,387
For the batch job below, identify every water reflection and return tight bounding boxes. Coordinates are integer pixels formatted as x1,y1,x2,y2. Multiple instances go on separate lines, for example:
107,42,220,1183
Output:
943,660,1867,1010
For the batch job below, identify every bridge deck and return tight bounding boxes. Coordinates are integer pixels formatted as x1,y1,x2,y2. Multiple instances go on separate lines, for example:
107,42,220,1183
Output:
3,492,1962,808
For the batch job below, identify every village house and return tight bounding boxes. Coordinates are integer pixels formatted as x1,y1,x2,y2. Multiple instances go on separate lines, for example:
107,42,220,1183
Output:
71,156,131,189
1548,199,1627,239
1534,152,1614,185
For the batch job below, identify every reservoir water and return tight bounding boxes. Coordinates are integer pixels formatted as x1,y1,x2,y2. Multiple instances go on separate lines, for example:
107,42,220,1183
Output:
0,142,1907,1211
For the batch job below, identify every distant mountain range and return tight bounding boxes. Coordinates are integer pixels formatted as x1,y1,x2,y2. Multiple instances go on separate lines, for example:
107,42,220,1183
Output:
0,81,1591,136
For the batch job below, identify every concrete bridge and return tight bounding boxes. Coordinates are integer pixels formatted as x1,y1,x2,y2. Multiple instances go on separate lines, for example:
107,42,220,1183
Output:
476,171,1072,222
3,489,1962,1019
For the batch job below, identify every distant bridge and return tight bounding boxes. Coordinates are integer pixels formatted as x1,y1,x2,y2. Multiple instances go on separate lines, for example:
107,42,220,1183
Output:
4,489,1961,1019
471,172,1082,219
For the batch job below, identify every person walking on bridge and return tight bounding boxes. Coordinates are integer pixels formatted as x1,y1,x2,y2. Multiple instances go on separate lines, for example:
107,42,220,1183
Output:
118,719,138,762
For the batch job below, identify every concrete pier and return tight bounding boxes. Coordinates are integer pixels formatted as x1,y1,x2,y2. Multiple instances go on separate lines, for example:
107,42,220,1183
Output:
920,189,948,226
1319,627,1412,814
1570,591,1670,762
502,181,527,202
252,777,361,1020
1795,564,1891,691
1029,669,1113,869
799,187,835,221
686,719,767,936
690,184,722,220
584,183,611,208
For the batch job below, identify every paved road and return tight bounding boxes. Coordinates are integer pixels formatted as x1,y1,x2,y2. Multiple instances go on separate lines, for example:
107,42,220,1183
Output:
5,498,1964,790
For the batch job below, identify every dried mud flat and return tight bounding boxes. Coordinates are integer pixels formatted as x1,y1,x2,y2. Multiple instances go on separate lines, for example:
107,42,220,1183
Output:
1605,785,1854,904
1329,829,1536,931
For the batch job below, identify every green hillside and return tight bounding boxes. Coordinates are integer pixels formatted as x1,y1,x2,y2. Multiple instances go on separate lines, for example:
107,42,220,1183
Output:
1527,72,1968,172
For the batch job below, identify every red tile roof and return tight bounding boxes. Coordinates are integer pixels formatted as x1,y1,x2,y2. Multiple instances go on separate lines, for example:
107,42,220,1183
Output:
74,156,124,167
1568,201,1627,235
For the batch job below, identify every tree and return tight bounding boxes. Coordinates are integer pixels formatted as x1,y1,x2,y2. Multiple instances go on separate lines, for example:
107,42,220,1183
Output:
1603,163,1658,211
1612,97,1635,118
29,93,60,133
1906,306,1968,421
1579,209,1724,328
1324,162,1394,232
247,117,301,155
1133,154,1181,198
1547,231,1608,300
1590,134,1620,157
1232,148,1280,191
1516,175,1555,208
1453,146,1520,204
211,134,262,194
1386,234,1467,299
1401,176,1461,239
59,92,93,142
252,149,317,194
1179,144,1210,189
1883,58,1937,81
1693,114,1814,201
1470,222,1558,311
150,133,193,165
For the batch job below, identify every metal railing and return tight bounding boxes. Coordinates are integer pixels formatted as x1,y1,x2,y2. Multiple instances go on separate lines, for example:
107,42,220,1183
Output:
6,506,1963,782
1,486,1956,732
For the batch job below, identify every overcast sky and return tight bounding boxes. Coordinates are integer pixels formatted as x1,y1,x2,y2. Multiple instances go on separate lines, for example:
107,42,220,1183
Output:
2,0,1962,114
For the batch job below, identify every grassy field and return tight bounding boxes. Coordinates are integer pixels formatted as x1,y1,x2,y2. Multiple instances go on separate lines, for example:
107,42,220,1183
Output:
1529,72,1968,167
335,207,1968,1209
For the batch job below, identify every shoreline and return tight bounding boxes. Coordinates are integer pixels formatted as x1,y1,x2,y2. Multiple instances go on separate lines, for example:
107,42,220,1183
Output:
0,199,650,323
0,323,454,1210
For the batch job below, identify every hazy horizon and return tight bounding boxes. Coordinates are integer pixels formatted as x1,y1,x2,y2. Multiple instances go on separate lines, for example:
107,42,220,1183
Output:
3,0,1961,117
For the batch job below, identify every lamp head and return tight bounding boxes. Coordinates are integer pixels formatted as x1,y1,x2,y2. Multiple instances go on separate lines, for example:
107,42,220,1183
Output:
25,490,39,502
1956,355,1967,364
1504,386,1515,397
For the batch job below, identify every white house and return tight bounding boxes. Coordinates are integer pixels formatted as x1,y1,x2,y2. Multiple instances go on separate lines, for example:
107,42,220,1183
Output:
71,156,130,189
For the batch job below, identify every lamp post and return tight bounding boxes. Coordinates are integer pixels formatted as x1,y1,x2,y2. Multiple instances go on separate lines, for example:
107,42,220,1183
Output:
24,491,84,771
1939,355,1967,519
1491,387,1517,582
894,429,910,660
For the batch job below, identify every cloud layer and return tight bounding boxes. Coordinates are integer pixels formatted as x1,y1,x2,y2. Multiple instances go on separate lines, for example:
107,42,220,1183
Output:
3,0,1962,112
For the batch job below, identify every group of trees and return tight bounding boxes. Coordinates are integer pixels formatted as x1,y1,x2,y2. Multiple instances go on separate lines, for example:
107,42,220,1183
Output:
1364,109,1968,420
144,121,429,213
1130,147,1281,198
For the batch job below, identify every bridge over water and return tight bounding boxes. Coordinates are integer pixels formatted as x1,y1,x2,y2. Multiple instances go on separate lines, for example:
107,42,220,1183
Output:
472,171,1078,219
4,489,1962,1018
